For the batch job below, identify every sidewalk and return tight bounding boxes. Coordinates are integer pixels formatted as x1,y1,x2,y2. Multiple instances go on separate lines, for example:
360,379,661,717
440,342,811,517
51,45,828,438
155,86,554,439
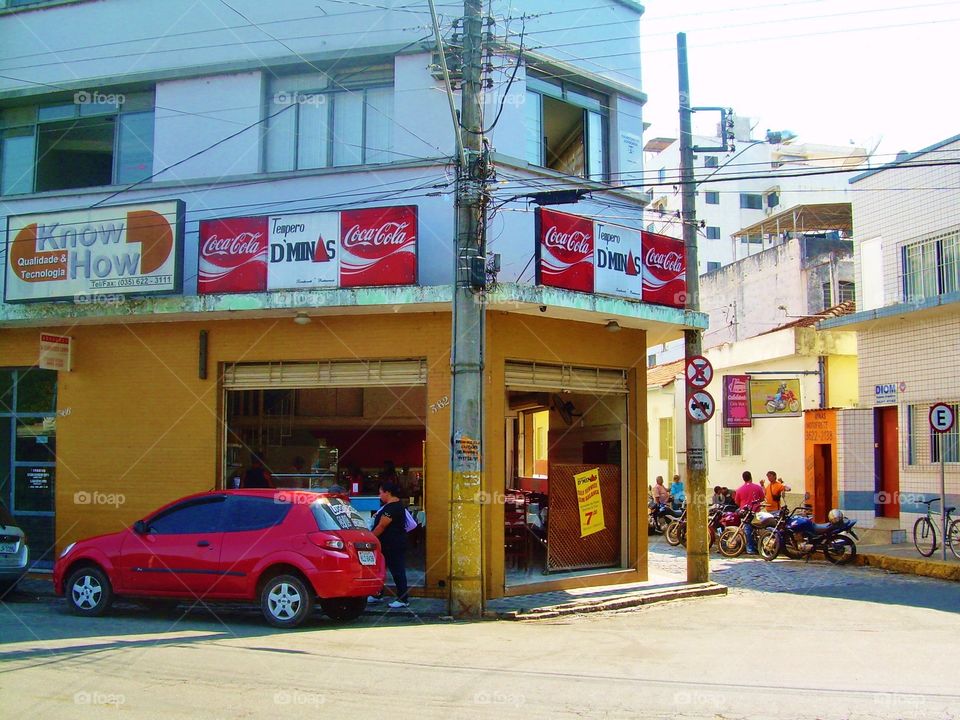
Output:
856,543,960,582
14,570,727,621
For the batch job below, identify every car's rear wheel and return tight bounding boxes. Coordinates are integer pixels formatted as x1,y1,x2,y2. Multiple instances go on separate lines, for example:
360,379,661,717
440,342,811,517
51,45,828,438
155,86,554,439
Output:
321,597,367,623
65,566,113,616
260,574,313,628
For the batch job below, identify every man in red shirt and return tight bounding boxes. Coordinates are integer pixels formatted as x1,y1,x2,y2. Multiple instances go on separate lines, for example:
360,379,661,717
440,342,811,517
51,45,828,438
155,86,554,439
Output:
734,471,764,554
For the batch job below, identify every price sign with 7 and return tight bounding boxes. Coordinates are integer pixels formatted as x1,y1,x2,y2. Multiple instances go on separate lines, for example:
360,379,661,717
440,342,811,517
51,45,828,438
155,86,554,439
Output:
685,355,713,389
686,390,715,423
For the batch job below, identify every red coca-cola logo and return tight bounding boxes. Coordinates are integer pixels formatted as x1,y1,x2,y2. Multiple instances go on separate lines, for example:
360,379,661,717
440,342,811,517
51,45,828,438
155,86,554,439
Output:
198,217,268,294
539,208,594,266
545,226,592,255
340,207,417,261
343,221,410,253
201,232,264,260
645,248,684,274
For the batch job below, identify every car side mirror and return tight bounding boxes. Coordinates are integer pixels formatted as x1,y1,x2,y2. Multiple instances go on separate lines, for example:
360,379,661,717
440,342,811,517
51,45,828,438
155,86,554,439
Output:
133,520,148,535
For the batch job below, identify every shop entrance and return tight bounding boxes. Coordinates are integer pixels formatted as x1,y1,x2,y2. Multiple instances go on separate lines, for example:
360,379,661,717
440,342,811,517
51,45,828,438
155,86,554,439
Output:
0,369,58,568
503,362,628,587
221,360,427,586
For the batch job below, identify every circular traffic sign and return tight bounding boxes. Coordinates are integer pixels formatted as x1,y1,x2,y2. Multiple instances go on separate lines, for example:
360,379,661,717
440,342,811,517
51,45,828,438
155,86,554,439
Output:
686,390,715,423
685,355,713,389
930,403,955,433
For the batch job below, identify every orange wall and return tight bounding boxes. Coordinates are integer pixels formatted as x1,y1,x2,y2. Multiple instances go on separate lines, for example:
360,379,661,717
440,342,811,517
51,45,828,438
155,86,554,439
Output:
804,409,839,519
0,314,453,579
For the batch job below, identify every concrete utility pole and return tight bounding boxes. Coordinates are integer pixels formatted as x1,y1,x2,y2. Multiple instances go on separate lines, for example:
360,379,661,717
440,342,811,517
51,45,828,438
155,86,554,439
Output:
677,33,709,584
448,0,486,618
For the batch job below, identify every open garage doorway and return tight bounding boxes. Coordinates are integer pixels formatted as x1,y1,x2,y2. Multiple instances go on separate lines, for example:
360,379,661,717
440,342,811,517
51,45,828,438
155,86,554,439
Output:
503,362,629,587
221,360,428,588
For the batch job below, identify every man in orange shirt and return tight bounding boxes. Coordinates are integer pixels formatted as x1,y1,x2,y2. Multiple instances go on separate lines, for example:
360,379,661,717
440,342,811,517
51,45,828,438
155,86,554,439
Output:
763,470,791,511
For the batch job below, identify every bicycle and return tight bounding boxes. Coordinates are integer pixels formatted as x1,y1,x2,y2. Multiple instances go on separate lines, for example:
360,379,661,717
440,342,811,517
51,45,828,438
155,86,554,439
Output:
912,497,960,559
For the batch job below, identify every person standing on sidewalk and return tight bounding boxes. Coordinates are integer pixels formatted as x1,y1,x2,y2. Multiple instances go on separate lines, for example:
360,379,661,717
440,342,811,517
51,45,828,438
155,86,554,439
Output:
370,481,409,608
763,470,790,512
652,476,671,506
734,471,765,554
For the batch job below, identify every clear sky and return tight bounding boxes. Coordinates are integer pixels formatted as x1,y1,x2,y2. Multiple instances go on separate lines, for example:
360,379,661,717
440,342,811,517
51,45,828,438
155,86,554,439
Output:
639,0,960,162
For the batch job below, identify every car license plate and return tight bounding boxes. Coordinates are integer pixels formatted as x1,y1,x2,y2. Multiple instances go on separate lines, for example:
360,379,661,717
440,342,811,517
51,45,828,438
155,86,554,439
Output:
0,542,16,554
358,550,376,566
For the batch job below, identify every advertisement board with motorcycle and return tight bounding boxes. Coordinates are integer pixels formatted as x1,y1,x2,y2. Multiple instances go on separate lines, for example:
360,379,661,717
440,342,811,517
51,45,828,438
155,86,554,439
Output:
749,378,802,417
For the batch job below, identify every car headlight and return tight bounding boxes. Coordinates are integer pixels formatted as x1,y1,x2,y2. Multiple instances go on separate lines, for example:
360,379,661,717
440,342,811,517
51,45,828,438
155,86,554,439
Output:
59,542,76,559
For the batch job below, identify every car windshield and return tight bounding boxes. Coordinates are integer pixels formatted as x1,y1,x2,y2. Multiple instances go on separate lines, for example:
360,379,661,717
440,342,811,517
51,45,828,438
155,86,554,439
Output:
0,500,15,527
310,497,369,532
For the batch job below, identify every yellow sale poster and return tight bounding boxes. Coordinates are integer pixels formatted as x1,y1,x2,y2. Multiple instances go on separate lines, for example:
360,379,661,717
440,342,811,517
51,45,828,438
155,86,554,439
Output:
574,467,605,537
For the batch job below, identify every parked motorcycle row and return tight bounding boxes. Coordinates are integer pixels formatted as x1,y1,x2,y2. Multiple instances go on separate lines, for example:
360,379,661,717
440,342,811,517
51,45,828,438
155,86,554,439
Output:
647,497,859,564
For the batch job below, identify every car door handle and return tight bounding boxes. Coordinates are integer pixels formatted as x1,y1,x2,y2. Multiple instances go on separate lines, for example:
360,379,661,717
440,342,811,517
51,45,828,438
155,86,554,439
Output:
197,540,211,547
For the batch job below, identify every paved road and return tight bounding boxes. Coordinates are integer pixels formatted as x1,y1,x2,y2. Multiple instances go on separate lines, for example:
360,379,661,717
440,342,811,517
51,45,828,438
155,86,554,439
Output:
2,543,959,720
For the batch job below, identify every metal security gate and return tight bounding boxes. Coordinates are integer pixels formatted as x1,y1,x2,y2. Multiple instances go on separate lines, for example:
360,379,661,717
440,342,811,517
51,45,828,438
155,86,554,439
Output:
222,359,428,389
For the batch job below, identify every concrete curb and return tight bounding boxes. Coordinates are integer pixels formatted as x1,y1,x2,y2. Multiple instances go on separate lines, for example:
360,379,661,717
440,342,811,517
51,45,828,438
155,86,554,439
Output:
856,553,960,582
495,582,728,621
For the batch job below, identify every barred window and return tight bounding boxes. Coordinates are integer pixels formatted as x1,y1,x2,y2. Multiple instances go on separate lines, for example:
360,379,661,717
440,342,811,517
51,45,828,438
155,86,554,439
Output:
908,403,959,464
902,230,960,303
721,426,743,458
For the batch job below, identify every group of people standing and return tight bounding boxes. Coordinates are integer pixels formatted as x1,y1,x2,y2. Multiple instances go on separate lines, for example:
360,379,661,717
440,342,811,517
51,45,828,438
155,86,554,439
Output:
718,470,791,554
651,474,686,510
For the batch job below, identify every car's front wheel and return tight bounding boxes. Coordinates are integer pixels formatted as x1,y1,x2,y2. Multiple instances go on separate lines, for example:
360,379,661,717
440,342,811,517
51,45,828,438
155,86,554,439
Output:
321,597,367,623
260,574,313,628
65,566,113,616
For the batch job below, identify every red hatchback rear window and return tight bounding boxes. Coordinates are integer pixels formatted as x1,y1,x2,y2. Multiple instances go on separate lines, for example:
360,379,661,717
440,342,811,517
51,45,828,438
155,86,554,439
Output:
311,497,368,531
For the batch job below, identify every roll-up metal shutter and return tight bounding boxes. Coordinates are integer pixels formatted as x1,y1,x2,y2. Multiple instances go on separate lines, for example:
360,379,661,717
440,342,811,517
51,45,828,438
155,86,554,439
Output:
222,359,427,389
504,361,628,394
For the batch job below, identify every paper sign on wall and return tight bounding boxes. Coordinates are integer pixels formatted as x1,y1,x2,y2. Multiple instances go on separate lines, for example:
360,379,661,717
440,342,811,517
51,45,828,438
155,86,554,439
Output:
574,467,605,537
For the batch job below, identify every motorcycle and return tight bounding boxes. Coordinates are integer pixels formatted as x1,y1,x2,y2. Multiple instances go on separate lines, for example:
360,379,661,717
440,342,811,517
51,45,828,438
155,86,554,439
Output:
765,385,800,413
648,499,683,535
781,506,859,564
717,500,777,557
755,502,805,561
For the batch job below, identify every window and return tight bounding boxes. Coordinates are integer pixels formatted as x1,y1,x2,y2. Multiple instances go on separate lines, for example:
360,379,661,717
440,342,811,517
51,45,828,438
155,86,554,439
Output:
311,497,368,531
265,66,395,172
909,404,959,464
705,191,719,205
647,353,657,368
740,193,763,210
706,226,720,240
838,280,855,304
767,191,780,209
148,497,225,535
0,92,154,196
223,496,290,532
657,168,666,183
902,230,960,303
707,261,721,273
721,427,743,457
741,233,762,245
525,73,608,181
703,156,718,168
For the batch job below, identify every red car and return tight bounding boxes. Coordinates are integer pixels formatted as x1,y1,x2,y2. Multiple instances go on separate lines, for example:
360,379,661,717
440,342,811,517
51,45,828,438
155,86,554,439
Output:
54,490,384,628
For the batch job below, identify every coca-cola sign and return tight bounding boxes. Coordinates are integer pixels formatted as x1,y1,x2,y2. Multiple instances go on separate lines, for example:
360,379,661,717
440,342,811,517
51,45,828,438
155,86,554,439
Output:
536,208,594,293
641,231,686,308
339,206,418,287
198,217,267,293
